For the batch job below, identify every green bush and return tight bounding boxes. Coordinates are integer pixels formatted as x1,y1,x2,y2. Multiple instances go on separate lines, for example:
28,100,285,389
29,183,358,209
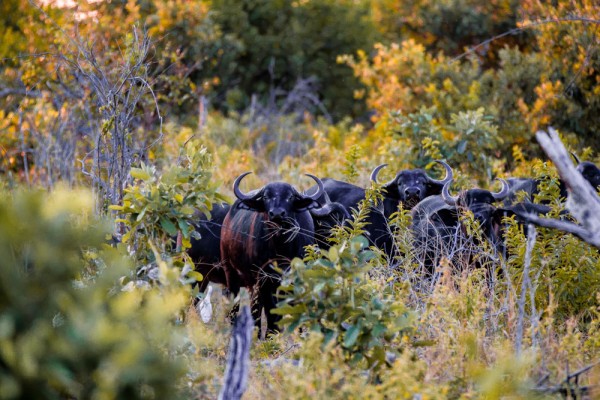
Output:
110,140,225,283
274,235,415,371
209,0,377,119
0,188,190,399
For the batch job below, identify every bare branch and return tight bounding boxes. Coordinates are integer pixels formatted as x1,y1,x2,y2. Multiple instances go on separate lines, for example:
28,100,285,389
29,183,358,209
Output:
0,88,43,98
515,128,600,248
219,305,253,400
452,16,600,63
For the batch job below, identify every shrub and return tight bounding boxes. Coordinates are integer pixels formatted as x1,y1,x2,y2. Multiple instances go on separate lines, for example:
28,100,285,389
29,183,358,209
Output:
110,140,225,283
0,187,189,399
275,235,415,371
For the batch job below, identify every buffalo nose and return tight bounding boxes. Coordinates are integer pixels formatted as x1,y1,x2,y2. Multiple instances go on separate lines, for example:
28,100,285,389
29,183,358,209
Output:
269,209,286,220
405,188,421,197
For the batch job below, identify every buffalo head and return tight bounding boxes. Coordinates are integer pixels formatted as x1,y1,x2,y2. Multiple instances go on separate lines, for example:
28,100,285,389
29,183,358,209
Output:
371,160,453,209
233,172,324,222
442,178,510,246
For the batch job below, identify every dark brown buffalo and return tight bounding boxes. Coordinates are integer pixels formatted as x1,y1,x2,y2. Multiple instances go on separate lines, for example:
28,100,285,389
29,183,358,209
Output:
221,173,329,332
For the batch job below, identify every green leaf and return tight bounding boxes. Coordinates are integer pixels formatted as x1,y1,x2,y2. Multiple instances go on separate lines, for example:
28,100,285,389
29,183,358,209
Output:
272,303,307,316
159,217,178,236
136,206,148,222
180,206,195,215
130,168,152,181
186,271,203,282
343,323,361,348
177,219,190,238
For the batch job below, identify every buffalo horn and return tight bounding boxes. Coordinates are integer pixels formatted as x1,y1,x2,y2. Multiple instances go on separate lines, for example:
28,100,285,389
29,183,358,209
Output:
233,171,254,201
370,164,388,183
427,160,453,185
441,180,458,206
310,192,333,217
305,173,325,200
491,178,510,200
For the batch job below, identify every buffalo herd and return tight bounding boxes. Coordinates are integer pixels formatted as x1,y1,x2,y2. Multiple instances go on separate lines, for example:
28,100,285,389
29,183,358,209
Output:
188,159,600,331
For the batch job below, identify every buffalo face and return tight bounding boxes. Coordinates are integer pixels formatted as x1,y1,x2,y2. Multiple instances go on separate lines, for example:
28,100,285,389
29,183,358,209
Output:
234,172,323,223
371,161,453,210
442,179,510,247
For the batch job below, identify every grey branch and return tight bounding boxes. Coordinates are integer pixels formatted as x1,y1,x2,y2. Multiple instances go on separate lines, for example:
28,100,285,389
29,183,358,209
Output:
219,305,253,400
532,362,599,397
516,127,600,248
0,88,42,98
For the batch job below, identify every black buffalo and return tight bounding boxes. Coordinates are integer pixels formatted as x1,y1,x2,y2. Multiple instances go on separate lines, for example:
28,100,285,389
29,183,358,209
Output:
370,161,454,212
412,176,557,274
411,177,512,272
221,172,330,333
307,191,351,249
576,161,600,190
187,203,231,292
505,177,567,204
505,158,600,204
310,178,395,256
309,161,453,257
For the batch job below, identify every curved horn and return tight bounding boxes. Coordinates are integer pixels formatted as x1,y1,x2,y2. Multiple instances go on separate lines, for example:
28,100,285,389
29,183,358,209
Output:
305,173,324,200
233,172,254,201
491,178,510,200
570,152,581,165
441,180,458,206
370,164,388,183
428,160,453,185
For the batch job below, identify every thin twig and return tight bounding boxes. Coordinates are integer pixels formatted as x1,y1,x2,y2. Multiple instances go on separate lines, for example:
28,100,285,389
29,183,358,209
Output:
451,16,600,63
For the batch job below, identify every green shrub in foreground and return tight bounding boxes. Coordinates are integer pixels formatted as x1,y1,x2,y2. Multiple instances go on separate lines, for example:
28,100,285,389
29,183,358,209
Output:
0,188,189,399
274,236,415,371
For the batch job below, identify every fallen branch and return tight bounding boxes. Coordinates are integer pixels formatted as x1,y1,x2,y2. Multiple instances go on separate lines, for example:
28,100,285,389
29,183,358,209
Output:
516,127,600,248
219,304,253,400
532,362,599,398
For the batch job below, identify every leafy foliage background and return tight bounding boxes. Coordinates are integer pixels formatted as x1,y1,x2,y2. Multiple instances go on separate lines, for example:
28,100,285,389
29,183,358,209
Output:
1,0,600,398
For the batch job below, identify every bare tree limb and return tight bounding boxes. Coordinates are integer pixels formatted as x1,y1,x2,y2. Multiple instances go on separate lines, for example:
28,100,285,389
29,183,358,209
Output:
452,16,600,63
515,224,536,356
219,305,253,400
0,88,43,98
532,361,600,397
516,127,600,248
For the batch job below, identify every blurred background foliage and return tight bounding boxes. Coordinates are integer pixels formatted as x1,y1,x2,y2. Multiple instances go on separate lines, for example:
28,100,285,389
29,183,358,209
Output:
1,0,600,398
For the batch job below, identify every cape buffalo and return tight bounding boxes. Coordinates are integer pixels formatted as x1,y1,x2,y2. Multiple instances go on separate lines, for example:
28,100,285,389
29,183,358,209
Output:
370,161,454,212
308,161,453,257
187,203,231,292
576,161,600,190
221,172,330,333
411,177,512,272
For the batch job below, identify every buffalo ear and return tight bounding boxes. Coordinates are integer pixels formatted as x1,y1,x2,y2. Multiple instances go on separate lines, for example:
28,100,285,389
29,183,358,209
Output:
293,196,320,212
237,195,266,212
